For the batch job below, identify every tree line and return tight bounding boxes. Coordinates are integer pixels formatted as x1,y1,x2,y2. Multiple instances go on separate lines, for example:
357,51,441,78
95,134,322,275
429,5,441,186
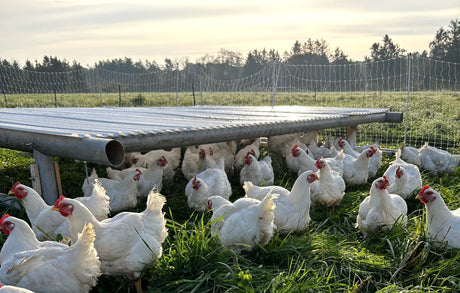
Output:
0,19,458,82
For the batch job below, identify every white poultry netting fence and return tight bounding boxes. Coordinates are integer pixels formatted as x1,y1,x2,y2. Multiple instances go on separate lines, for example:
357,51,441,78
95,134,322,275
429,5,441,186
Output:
0,55,459,152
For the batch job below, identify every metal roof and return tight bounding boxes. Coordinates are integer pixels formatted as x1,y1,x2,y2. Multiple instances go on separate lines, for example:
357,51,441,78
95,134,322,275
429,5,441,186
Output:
0,106,401,166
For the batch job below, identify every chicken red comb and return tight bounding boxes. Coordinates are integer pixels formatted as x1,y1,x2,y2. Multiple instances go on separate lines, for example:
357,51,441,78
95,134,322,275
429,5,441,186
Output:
193,177,197,184
135,168,142,174
382,175,389,184
54,195,66,207
315,158,321,164
10,181,21,191
419,185,430,195
396,166,400,172
370,146,377,153
0,214,10,225
291,144,299,152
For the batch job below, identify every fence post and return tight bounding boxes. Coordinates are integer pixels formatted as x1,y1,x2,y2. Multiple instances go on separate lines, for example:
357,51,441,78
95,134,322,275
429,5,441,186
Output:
2,88,7,108
54,88,57,108
271,58,277,107
118,84,122,107
175,63,179,106
403,53,412,144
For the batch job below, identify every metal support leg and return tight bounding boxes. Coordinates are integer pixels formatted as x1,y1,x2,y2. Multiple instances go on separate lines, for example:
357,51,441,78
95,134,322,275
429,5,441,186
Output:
33,150,58,204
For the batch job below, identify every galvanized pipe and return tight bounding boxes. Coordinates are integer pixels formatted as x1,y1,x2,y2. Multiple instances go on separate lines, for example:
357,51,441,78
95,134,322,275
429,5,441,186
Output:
119,112,403,152
0,128,125,166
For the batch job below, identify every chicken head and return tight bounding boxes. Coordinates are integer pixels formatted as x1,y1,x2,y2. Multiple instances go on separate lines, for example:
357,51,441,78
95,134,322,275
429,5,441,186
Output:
374,176,390,190
192,177,201,190
307,171,319,183
395,166,404,179
291,145,301,157
8,182,28,199
52,196,74,217
0,214,13,235
416,185,436,204
314,158,326,169
156,155,168,167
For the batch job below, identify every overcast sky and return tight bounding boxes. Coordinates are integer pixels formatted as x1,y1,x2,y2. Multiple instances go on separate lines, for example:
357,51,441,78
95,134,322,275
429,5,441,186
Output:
1,0,458,67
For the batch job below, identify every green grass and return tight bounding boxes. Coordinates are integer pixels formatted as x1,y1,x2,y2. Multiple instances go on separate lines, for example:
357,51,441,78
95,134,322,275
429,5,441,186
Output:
0,92,459,292
0,146,459,292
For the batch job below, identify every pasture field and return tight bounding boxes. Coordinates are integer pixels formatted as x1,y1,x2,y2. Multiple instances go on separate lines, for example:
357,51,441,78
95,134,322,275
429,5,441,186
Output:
0,92,459,292
1,90,459,152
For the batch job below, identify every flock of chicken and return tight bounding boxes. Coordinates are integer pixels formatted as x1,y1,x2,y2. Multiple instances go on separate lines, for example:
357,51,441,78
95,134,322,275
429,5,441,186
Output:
1,130,459,293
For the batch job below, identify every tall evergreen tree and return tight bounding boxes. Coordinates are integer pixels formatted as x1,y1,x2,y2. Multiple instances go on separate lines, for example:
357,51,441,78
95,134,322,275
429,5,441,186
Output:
429,19,460,63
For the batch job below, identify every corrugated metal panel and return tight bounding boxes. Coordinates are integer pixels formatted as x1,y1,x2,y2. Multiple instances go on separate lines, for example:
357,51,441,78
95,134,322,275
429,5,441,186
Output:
0,106,389,138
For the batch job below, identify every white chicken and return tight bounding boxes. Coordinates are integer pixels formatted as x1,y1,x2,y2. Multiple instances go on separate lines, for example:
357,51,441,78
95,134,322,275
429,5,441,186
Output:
81,168,98,196
310,158,346,208
107,156,168,198
184,158,232,211
342,147,376,186
234,138,260,170
181,147,216,181
128,147,181,180
399,143,421,166
0,215,68,265
0,220,100,293
418,142,460,174
52,190,168,293
287,145,316,175
337,138,360,158
308,141,338,159
211,141,236,176
206,193,276,252
9,182,71,241
286,144,313,174
0,284,34,293
88,169,141,214
244,170,319,234
356,176,408,238
416,185,460,249
239,153,274,187
383,149,422,199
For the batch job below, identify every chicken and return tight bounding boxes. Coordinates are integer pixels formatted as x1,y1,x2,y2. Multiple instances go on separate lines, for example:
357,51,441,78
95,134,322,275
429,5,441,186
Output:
286,144,313,174
181,147,216,181
234,138,260,170
0,215,68,265
353,143,383,178
356,176,408,238
337,138,360,158
87,169,141,214
239,153,274,187
0,221,100,293
418,142,460,174
287,145,316,175
416,185,460,249
185,158,232,211
399,143,421,166
0,284,35,293
383,149,422,199
74,180,111,221
81,168,98,196
310,158,346,207
244,170,319,234
342,147,376,186
108,156,168,198
308,141,338,159
52,190,167,293
211,141,236,176
9,182,70,241
128,147,181,180
206,193,276,252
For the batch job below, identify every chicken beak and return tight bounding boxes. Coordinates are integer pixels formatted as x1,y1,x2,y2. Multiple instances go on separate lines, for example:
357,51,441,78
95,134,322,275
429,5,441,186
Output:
51,206,59,211
415,193,422,200
8,190,14,195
